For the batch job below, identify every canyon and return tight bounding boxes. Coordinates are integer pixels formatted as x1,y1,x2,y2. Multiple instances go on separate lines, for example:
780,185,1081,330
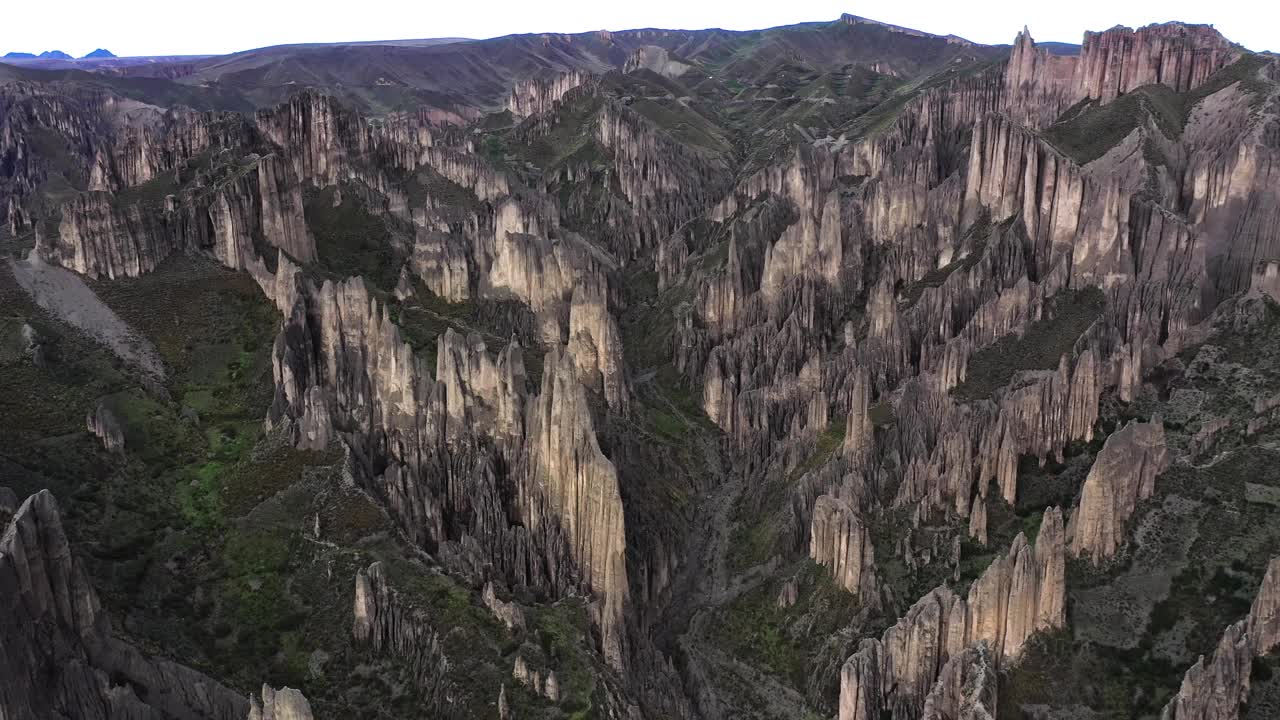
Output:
2,12,1280,720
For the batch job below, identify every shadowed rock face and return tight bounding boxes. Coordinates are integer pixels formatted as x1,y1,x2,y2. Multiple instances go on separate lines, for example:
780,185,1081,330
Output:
37,153,314,278
352,563,451,711
920,642,998,720
0,490,249,719
86,399,125,453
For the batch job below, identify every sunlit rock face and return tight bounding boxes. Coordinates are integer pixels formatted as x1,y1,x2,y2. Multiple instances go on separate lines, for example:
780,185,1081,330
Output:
1006,23,1240,128
1069,418,1170,561
809,494,879,607
839,508,1064,720
4,12,1280,720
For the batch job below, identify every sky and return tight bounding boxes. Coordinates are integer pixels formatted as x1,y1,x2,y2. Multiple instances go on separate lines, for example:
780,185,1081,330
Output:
2,0,1277,58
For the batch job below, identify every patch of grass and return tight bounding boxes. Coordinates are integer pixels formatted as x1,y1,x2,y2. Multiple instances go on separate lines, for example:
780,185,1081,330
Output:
792,418,846,479
727,521,779,574
305,184,404,293
628,97,733,155
507,91,606,170
952,287,1106,402
532,603,597,715
868,402,894,427
1045,86,1184,164
710,562,862,701
178,461,227,529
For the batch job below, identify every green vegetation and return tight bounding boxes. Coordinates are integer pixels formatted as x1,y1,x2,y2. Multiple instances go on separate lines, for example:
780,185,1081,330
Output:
532,604,597,715
397,165,480,214
901,212,993,307
506,92,606,170
628,96,733,155
710,562,865,703
792,419,846,479
305,184,405,293
952,287,1106,402
2,252,611,717
1044,86,1184,164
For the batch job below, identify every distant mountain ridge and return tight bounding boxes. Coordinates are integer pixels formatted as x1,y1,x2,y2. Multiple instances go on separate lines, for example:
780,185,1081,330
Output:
2,48,117,60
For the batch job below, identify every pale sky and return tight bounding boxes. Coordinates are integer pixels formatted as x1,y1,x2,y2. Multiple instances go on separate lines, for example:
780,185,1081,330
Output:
2,0,1276,58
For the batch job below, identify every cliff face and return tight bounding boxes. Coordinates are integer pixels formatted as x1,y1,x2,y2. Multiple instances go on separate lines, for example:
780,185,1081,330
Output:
263,262,630,670
505,70,594,118
838,508,1065,720
521,347,630,668
809,494,879,607
0,490,248,720
567,275,629,411
37,152,314,279
919,642,998,720
6,16,1280,720
1160,557,1280,720
594,101,733,253
1069,418,1170,561
1005,23,1240,128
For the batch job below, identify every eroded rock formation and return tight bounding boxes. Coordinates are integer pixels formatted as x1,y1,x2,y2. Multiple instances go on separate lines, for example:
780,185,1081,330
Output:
247,685,315,720
1160,557,1280,720
1069,418,1170,561
839,508,1065,720
86,399,125,453
506,71,594,118
352,562,451,710
1006,23,1240,128
521,347,630,668
920,642,998,720
809,494,879,606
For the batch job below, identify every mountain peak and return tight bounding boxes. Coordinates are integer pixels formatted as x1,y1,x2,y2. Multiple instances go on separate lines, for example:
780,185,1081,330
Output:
38,50,72,59
81,48,116,59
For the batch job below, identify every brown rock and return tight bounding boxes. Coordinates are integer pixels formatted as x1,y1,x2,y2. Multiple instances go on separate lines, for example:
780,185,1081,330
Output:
809,494,879,607
839,509,1065,720
1069,419,1170,561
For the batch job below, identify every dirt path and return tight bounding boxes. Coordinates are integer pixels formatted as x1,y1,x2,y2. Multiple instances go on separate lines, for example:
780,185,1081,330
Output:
8,252,166,381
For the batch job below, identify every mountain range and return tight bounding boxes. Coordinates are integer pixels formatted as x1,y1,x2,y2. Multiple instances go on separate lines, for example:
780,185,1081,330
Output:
3,48,115,60
2,12,1280,720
